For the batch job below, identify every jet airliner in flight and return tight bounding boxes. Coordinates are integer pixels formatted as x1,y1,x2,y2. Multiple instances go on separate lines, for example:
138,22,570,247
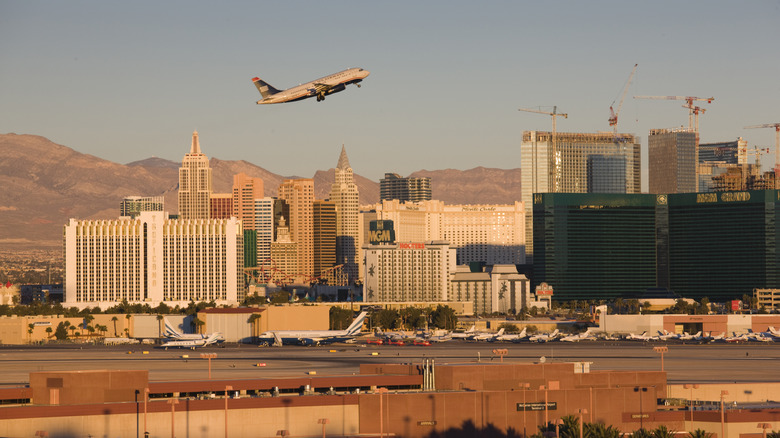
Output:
252,68,370,104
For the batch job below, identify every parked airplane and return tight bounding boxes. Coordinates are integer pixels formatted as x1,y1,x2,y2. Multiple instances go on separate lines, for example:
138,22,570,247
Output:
258,311,368,346
560,329,597,342
678,331,702,342
626,331,657,341
252,67,370,104
471,328,505,342
450,325,477,339
495,328,528,342
164,318,224,342
529,329,561,343
161,332,223,350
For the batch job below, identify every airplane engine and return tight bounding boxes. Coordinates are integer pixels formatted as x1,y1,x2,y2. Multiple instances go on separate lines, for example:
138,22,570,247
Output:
325,84,346,95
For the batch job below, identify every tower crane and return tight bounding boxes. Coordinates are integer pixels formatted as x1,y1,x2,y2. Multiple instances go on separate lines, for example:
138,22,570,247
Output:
518,106,568,191
738,145,770,189
633,95,714,131
608,64,637,134
744,123,780,174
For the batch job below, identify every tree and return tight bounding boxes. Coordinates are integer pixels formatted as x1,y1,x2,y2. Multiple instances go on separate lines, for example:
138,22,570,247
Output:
688,429,713,438
498,322,520,334
270,290,290,305
585,422,621,438
45,326,53,340
329,307,354,330
27,323,35,342
430,305,457,330
375,309,400,330
156,314,164,338
110,316,119,337
54,322,68,340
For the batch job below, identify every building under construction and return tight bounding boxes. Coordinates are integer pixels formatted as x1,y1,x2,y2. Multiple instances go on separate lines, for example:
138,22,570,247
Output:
520,131,641,261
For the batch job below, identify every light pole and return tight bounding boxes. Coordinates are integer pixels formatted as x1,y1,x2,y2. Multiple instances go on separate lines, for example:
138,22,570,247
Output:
143,387,150,437
633,387,648,430
539,384,549,430
683,384,699,432
168,398,179,438
377,387,388,438
578,409,588,438
758,423,772,438
201,353,217,379
224,385,233,438
653,346,668,371
519,383,530,438
318,418,330,438
720,390,729,438
553,419,564,437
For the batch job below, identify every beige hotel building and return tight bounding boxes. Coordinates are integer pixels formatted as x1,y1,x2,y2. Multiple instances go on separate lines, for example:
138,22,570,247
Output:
64,212,244,309
366,199,525,265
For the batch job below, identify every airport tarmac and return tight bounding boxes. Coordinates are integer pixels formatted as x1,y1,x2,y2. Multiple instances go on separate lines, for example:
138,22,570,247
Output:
1,341,778,386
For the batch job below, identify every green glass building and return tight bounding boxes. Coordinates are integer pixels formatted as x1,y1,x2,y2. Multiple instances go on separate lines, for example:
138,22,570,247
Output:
533,190,780,301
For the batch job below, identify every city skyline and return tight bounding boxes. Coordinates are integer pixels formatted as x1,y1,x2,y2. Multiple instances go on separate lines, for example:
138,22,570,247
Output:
2,2,778,190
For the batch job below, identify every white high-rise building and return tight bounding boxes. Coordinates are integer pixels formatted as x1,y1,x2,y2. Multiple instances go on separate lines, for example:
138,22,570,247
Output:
329,146,360,283
254,197,274,262
64,212,243,309
178,131,212,220
363,241,456,303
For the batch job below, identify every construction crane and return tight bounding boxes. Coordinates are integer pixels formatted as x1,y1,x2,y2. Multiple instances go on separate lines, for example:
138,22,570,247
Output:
744,123,780,174
738,145,771,189
518,106,567,191
633,95,714,130
608,64,638,134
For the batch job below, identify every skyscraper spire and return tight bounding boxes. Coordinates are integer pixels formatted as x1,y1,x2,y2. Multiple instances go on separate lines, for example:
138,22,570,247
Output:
190,130,201,155
336,144,351,170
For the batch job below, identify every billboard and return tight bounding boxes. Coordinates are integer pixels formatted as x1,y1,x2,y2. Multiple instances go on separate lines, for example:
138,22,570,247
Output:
369,220,395,244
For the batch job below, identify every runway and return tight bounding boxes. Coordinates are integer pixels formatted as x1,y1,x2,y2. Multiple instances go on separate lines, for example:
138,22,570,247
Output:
1,340,778,386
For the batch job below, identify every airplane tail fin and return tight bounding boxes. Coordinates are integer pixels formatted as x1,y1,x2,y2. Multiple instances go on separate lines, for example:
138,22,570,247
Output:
496,328,505,336
164,318,183,339
346,311,368,335
252,77,281,99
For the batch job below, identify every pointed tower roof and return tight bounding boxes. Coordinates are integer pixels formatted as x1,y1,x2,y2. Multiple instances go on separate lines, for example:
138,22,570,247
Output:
190,130,201,155
336,144,351,170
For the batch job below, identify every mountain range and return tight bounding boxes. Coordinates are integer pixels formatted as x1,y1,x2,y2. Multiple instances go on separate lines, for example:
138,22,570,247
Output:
0,133,521,249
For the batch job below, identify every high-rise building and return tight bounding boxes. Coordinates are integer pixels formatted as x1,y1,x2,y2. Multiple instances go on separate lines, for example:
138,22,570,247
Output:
363,241,456,303
178,131,212,220
313,200,337,279
533,190,780,301
278,179,314,277
232,173,264,230
254,197,274,263
329,146,360,283
270,216,298,284
120,196,163,218
209,193,232,219
379,173,432,202
64,212,243,309
587,155,627,193
521,131,640,261
367,200,525,265
648,127,697,194
698,137,749,192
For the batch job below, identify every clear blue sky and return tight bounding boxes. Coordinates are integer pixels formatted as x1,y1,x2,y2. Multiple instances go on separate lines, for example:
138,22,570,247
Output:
2,1,778,190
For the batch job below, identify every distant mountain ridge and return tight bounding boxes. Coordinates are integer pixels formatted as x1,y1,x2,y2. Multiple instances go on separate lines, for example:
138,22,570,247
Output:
0,133,521,249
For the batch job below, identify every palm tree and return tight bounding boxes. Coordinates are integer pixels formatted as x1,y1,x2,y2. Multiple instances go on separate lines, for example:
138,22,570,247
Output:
157,314,164,338
688,429,713,438
45,327,53,340
585,422,621,438
27,323,35,343
652,425,677,438
111,316,118,336
125,314,132,337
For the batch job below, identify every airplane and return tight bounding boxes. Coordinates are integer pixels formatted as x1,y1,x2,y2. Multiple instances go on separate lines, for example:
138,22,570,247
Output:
767,327,780,339
657,330,679,341
560,329,597,342
626,331,657,341
161,332,223,350
495,328,528,342
258,311,368,346
252,67,370,104
529,329,561,343
677,331,702,342
164,318,224,342
450,325,477,339
471,328,505,342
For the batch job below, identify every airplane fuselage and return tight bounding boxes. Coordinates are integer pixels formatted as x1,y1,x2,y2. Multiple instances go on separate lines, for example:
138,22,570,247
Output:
253,68,369,104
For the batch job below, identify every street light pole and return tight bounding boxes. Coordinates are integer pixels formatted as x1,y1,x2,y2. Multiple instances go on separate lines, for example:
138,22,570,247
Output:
377,387,388,438
578,409,588,438
653,346,668,371
683,384,699,432
143,388,149,437
225,385,233,438
720,390,729,438
633,387,648,430
168,398,179,438
318,418,330,438
201,353,217,379
519,383,530,438
758,423,772,438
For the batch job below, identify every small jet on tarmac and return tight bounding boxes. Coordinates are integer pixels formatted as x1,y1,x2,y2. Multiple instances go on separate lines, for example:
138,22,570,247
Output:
252,68,370,104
